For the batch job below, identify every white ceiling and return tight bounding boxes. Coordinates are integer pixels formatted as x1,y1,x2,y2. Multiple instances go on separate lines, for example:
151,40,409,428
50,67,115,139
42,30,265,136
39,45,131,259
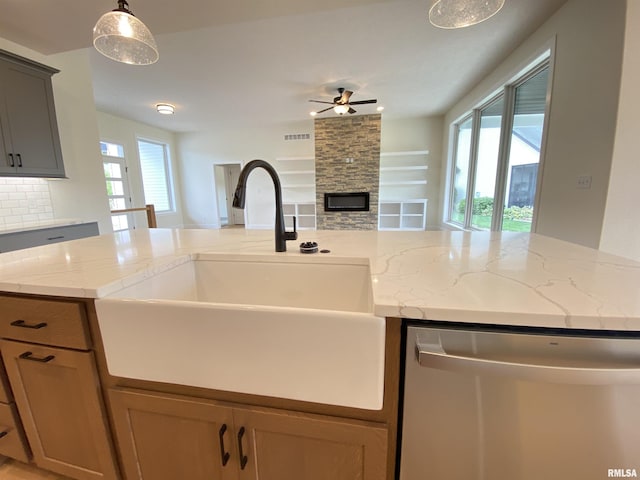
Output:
0,0,567,133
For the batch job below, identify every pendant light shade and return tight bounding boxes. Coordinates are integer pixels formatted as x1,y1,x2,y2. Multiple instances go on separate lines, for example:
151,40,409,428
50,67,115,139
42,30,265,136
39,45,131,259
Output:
429,0,505,29
93,0,158,65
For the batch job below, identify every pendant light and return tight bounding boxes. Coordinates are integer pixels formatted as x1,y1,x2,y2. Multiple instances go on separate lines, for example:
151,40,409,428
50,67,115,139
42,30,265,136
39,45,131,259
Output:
93,0,159,65
429,0,505,29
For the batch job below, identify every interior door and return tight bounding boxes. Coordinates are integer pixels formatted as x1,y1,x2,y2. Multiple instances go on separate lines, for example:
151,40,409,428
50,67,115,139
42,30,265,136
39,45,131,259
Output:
225,165,244,225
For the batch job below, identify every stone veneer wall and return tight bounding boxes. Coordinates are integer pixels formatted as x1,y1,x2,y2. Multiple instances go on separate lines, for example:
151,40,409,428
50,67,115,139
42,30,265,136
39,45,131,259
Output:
314,114,381,230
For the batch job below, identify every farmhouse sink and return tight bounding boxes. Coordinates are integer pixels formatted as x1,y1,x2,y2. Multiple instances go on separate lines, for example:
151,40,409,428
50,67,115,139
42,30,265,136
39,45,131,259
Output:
94,254,385,410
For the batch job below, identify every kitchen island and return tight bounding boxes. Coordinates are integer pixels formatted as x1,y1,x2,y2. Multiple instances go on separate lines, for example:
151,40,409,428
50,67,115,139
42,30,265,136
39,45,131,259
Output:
0,228,639,480
1,228,639,329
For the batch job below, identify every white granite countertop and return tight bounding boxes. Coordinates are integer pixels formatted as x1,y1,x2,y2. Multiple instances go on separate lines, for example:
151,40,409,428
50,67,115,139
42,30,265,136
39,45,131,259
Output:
0,228,639,330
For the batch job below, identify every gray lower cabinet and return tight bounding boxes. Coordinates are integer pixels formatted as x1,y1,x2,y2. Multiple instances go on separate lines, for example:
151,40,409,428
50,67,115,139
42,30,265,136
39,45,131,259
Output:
0,222,99,253
0,49,65,178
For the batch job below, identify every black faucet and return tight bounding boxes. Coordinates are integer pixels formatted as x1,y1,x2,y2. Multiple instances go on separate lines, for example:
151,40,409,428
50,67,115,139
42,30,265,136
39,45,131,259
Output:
232,159,298,252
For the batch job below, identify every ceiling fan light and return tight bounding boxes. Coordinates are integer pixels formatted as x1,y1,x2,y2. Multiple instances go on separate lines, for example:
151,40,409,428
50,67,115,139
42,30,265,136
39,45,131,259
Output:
93,0,158,65
429,0,505,29
333,104,349,115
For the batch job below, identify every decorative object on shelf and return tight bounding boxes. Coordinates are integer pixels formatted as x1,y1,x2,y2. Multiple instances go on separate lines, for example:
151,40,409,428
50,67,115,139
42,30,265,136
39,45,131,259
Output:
309,88,377,116
93,0,159,65
429,0,505,29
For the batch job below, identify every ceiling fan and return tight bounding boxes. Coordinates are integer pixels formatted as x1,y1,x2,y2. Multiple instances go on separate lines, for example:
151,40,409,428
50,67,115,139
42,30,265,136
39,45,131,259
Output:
309,88,377,115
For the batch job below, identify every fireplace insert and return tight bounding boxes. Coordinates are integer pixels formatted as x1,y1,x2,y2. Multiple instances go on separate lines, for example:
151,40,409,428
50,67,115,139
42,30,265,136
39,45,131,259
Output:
324,192,370,212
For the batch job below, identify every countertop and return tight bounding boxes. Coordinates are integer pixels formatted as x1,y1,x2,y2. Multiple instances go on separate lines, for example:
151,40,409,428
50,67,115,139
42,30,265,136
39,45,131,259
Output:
0,228,639,330
0,218,96,235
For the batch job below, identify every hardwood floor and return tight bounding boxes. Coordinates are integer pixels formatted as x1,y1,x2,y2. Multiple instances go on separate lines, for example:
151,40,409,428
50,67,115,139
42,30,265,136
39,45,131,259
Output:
0,459,74,480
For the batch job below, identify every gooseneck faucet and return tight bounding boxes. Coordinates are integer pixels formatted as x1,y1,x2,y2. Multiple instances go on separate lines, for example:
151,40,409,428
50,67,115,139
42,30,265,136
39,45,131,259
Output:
232,159,298,252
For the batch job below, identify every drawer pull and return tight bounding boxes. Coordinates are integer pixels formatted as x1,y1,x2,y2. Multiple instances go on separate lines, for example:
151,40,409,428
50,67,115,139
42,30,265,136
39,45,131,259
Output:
237,426,248,470
19,351,55,363
46,236,65,241
218,424,230,466
0,430,8,439
11,320,48,329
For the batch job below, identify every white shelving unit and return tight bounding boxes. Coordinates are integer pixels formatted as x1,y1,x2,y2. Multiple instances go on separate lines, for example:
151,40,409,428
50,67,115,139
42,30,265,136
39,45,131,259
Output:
283,202,316,230
276,157,316,230
379,151,429,230
378,200,428,231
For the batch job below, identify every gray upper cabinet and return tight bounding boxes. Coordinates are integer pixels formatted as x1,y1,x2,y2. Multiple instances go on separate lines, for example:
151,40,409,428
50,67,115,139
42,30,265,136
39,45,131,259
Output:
0,50,65,178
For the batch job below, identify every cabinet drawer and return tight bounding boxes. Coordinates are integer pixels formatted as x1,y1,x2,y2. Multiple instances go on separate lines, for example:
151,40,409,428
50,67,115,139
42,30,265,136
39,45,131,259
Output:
0,296,91,350
0,222,99,253
0,401,31,463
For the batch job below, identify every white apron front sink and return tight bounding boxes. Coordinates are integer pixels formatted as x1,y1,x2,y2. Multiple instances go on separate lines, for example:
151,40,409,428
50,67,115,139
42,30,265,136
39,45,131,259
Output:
94,254,385,410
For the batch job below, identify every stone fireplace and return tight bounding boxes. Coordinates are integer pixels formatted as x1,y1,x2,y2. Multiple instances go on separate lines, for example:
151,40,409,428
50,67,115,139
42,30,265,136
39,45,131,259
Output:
314,114,381,230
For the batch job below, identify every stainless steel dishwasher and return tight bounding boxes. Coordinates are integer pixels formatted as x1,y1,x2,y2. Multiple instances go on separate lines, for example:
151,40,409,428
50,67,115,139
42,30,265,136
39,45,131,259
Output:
400,322,640,480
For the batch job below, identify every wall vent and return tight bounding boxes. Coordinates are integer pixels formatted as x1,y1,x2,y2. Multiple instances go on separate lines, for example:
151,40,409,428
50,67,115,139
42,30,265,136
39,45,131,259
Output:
284,133,311,141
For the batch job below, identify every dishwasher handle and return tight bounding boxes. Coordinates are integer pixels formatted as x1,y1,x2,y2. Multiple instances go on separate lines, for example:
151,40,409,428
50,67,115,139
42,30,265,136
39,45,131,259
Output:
417,340,640,385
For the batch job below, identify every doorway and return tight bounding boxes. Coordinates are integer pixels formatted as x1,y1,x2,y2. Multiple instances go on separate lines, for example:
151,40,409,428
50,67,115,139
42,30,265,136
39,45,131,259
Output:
214,164,244,227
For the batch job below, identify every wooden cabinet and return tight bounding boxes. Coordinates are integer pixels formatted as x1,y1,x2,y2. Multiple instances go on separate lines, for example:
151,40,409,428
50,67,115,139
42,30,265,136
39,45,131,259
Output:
0,358,30,463
0,294,118,480
0,49,65,178
109,388,387,480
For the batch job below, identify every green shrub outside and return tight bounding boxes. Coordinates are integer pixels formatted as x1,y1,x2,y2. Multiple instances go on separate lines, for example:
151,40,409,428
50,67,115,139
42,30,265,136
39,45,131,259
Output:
457,197,533,222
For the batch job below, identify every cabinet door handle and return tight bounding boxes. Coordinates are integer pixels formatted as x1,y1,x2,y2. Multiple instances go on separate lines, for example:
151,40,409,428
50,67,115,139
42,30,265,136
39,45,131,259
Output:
8,153,14,167
237,426,248,470
19,351,55,363
10,319,48,329
16,153,22,167
0,430,8,439
218,424,230,466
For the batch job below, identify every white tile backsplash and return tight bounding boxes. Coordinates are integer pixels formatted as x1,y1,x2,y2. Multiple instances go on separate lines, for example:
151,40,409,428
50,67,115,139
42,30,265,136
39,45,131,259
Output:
0,178,54,229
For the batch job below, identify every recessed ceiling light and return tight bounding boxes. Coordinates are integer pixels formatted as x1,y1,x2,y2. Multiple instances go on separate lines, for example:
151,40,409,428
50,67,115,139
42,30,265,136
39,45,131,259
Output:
377,106,385,112
310,111,318,117
156,103,175,115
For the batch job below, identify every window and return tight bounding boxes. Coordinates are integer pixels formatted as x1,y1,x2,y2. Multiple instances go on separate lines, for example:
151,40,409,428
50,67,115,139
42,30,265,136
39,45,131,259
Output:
137,139,174,213
447,57,550,233
101,141,133,232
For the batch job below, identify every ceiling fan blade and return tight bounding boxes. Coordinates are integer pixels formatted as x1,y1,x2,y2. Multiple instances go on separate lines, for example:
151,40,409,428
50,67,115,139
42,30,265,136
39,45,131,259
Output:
348,107,357,114
349,99,377,105
314,106,334,114
309,100,336,104
339,90,353,104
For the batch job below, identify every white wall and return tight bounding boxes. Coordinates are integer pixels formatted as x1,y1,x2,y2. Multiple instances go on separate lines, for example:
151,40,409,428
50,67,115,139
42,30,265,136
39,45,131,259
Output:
600,0,640,261
381,116,443,228
0,40,112,233
177,116,441,229
440,0,625,249
177,121,315,229
97,112,184,228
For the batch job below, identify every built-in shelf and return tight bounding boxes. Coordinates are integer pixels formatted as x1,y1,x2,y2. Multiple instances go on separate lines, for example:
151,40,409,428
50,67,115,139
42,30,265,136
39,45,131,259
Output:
378,200,428,231
276,157,316,229
379,151,430,229
283,202,316,230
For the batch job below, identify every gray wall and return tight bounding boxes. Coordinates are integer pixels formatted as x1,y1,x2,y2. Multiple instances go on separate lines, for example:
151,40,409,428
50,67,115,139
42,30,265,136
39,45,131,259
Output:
441,0,626,248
